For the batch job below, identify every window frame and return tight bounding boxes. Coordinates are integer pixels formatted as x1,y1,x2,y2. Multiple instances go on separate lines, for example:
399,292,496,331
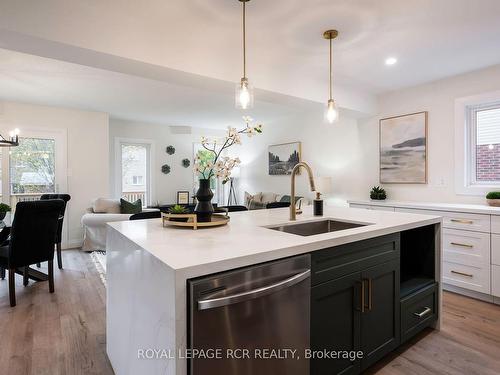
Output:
466,101,500,187
455,90,500,196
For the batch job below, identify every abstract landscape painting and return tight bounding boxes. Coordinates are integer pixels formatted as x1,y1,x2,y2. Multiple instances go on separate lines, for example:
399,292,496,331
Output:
269,142,301,175
380,112,427,184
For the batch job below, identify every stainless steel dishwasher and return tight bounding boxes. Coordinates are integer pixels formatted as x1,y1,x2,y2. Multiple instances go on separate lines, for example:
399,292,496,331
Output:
188,254,310,375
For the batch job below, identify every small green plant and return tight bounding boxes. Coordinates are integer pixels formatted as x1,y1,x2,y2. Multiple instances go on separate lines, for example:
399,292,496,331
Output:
168,204,188,214
370,186,387,200
486,191,500,199
0,203,11,213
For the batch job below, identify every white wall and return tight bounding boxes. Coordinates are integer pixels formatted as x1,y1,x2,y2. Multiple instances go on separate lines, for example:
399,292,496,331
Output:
235,110,374,206
109,119,224,205
359,64,500,204
0,101,109,248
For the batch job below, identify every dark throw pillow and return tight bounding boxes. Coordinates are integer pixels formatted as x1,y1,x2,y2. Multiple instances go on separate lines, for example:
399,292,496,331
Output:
120,198,142,214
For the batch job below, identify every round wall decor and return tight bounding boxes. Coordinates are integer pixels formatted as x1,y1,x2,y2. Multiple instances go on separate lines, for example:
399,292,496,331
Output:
182,158,191,168
166,146,175,155
161,164,171,174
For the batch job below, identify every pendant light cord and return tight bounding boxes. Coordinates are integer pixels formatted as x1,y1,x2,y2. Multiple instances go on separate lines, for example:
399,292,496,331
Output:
243,1,246,78
329,37,332,100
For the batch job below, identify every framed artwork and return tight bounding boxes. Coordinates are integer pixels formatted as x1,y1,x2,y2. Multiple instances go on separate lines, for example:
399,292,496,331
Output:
177,191,190,205
268,142,301,175
380,111,428,184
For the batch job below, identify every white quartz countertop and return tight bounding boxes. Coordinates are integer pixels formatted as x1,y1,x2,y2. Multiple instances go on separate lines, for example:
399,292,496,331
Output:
348,199,500,215
107,206,441,279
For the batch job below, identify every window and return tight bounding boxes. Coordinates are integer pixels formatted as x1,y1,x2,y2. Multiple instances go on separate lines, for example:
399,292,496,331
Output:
120,142,150,206
466,102,500,186
131,175,143,185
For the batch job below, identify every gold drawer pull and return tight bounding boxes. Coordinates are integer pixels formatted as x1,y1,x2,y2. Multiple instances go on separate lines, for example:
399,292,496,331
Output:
451,270,473,278
450,242,473,248
414,307,432,318
450,219,474,224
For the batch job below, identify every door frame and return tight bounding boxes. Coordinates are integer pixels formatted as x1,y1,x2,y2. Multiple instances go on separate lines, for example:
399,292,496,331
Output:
114,137,155,206
1,126,68,242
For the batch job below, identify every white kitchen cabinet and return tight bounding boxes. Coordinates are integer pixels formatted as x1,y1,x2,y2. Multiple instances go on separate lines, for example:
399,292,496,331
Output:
443,228,490,267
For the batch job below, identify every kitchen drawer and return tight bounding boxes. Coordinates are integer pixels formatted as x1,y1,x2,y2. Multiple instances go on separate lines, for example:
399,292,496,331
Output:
396,208,489,233
492,234,500,266
442,212,490,233
442,228,490,267
350,203,372,210
311,233,400,286
371,206,395,212
492,265,500,297
401,282,438,343
492,216,500,235
442,261,490,294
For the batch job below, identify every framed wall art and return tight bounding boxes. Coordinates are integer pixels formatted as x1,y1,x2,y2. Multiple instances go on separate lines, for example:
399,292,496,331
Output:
380,111,428,184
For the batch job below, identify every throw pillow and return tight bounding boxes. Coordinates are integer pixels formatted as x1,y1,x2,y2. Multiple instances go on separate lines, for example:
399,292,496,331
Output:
120,198,142,214
244,191,263,207
261,192,279,204
280,195,303,204
93,198,121,214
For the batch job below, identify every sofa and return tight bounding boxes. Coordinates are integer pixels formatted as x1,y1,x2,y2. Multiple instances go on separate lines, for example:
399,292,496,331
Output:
244,191,311,210
81,198,160,251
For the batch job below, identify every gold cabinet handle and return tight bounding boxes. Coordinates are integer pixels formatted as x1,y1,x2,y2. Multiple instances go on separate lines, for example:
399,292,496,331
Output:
451,270,473,278
366,278,372,311
450,219,474,224
450,242,474,248
413,307,432,318
360,280,365,313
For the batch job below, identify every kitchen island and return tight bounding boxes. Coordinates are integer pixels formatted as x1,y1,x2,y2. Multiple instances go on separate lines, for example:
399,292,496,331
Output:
106,206,442,375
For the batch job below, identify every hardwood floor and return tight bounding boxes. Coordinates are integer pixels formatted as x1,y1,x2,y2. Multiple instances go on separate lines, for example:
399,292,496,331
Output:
0,250,113,375
1,250,499,375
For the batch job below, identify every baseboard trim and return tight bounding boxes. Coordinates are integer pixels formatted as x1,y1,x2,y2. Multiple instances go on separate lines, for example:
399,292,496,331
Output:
443,283,499,305
63,239,83,250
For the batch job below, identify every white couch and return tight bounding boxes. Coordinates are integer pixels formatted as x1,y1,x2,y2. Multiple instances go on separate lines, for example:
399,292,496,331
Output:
81,198,158,251
244,191,311,210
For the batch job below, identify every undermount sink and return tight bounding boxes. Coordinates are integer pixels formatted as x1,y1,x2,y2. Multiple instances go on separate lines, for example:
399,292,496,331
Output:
268,219,369,236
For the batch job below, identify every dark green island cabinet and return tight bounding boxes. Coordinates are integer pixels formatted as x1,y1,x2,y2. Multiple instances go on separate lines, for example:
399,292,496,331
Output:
310,224,439,375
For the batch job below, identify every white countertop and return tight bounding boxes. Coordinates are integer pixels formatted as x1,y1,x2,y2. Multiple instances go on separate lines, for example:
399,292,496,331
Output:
107,206,441,279
348,199,500,215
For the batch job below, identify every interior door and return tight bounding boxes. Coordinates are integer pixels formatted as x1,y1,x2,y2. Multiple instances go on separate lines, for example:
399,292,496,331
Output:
311,271,362,375
360,259,400,371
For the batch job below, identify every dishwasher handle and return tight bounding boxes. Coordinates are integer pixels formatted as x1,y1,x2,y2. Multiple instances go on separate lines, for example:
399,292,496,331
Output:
197,269,310,311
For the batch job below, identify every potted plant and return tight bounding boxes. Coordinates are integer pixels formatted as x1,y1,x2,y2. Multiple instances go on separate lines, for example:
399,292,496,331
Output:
194,116,262,222
370,186,387,200
486,192,500,207
0,203,11,221
167,205,190,222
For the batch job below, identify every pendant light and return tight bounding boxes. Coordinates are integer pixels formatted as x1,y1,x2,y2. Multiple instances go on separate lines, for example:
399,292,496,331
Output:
323,30,339,123
235,0,254,110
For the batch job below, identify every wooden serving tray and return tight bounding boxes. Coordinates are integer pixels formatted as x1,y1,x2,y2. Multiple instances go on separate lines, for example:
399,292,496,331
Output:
161,212,230,230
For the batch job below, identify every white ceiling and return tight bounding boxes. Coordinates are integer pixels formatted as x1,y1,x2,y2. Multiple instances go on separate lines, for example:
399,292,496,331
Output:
0,48,319,128
1,0,500,115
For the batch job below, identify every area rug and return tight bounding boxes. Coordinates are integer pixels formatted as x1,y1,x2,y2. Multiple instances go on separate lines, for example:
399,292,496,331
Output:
90,250,106,287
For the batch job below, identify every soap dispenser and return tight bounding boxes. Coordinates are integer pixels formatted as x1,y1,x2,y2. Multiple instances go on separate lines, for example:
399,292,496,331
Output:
313,192,323,216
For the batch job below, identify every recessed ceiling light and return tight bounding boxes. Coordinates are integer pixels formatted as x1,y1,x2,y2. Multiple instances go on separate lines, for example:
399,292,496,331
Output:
385,57,398,66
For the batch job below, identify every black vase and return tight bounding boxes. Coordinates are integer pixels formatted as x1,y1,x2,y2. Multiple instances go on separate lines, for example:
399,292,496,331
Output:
194,179,214,222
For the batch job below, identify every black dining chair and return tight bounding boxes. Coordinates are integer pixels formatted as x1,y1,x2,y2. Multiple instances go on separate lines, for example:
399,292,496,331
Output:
218,205,249,212
40,194,71,269
0,200,64,307
266,202,291,209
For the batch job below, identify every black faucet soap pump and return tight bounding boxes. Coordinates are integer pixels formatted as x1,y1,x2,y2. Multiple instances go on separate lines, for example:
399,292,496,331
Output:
313,192,323,216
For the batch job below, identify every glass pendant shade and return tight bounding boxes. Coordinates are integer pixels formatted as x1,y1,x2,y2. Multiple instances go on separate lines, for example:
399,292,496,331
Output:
325,99,339,124
235,77,254,110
